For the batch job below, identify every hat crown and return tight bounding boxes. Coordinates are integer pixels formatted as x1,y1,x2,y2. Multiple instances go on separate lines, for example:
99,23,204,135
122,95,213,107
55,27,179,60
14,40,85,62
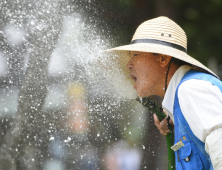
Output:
132,16,187,50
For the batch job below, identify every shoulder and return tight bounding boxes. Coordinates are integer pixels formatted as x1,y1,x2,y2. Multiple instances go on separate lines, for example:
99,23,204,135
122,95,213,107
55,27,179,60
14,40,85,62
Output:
178,69,222,94
178,78,222,101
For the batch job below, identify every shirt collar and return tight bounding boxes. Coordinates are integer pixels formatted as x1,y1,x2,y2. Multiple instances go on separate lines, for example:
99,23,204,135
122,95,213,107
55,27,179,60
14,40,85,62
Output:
162,65,192,116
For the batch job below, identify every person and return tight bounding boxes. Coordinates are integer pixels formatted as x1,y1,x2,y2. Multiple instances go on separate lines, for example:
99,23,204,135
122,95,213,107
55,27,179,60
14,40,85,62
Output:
104,16,222,169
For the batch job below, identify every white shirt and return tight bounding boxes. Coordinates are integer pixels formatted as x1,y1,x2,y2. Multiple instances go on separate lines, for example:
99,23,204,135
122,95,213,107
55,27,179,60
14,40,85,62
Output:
162,65,222,169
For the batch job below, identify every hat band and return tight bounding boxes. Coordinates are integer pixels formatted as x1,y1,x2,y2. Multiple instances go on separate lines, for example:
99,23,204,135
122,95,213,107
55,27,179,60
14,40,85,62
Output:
130,39,187,53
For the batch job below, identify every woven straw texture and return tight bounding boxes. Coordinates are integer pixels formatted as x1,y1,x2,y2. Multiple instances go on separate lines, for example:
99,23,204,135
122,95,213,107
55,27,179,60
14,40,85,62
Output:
105,16,217,78
96,16,218,99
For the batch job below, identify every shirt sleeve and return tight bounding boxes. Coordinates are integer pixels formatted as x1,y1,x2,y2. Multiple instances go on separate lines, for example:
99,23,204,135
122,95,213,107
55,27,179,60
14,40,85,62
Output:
205,127,222,170
178,79,222,142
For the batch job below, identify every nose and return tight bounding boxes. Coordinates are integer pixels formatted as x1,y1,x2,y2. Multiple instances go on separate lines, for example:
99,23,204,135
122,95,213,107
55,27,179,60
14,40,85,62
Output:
127,59,133,70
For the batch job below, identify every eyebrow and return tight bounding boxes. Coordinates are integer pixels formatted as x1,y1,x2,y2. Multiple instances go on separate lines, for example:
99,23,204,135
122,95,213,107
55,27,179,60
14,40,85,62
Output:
129,52,139,57
128,52,139,56
152,53,159,56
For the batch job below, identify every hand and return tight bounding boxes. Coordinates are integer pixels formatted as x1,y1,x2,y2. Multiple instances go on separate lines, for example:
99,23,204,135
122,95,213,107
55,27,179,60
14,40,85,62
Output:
153,113,174,136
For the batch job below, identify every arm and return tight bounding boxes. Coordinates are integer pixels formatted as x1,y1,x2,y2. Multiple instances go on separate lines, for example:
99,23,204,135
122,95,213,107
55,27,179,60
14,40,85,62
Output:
205,127,222,170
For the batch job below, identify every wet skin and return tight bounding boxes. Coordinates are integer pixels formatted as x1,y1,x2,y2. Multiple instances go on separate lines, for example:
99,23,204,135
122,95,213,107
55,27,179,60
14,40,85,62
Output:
127,52,175,135
127,52,171,98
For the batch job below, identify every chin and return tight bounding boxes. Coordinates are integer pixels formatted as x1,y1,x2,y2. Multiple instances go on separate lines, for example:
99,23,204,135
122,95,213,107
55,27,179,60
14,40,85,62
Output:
137,90,153,98
136,91,147,98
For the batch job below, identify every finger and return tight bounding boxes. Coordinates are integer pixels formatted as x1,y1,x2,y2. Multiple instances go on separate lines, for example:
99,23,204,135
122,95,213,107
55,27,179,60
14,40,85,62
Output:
160,129,170,135
160,118,169,130
153,114,161,129
163,129,170,133
156,124,170,133
153,114,160,124
160,132,168,136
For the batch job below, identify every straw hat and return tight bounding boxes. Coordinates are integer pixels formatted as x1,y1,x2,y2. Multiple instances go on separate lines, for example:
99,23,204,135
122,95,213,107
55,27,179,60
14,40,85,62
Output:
105,16,217,79
97,16,218,99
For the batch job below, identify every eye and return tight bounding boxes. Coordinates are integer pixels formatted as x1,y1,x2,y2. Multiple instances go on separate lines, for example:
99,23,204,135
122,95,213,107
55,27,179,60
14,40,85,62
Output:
130,54,139,61
152,53,159,56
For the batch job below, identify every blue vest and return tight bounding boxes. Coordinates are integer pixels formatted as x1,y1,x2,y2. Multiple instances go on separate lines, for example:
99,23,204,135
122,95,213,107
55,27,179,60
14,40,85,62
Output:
173,69,222,170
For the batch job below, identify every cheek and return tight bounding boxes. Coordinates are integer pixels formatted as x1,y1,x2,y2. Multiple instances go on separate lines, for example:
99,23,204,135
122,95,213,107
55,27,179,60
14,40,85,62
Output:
136,70,157,97
136,79,152,97
136,86,152,97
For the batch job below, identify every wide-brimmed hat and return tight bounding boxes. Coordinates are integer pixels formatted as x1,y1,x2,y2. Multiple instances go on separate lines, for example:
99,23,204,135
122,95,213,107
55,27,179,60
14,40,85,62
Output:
97,16,218,99
104,16,217,78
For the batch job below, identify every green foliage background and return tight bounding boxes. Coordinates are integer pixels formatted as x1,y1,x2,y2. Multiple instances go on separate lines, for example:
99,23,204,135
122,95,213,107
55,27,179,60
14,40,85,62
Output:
82,0,222,69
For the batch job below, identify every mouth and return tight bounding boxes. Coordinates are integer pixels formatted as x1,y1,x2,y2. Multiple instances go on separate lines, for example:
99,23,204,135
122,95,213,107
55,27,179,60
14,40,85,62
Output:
130,74,137,82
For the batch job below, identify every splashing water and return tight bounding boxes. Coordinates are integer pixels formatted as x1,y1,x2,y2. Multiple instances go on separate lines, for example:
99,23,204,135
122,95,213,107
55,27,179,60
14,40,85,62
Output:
48,13,137,100
0,1,148,170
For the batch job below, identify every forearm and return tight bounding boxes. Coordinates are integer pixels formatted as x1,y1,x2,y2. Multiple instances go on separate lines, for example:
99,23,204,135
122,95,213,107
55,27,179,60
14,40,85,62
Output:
205,127,222,170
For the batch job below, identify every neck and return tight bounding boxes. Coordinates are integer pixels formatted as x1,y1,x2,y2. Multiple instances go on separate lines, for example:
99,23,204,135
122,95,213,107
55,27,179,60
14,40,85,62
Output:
165,63,180,92
165,59,172,93
159,63,180,97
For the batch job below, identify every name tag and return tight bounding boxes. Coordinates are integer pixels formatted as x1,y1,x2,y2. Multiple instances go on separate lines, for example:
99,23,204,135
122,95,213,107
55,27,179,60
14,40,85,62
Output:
171,141,184,151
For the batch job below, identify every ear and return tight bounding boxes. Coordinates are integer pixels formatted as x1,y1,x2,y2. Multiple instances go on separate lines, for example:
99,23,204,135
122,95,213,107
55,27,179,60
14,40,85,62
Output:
158,55,172,67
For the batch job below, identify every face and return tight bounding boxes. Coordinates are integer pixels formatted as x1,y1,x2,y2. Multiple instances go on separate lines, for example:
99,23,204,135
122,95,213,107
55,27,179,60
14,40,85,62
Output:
127,52,164,97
